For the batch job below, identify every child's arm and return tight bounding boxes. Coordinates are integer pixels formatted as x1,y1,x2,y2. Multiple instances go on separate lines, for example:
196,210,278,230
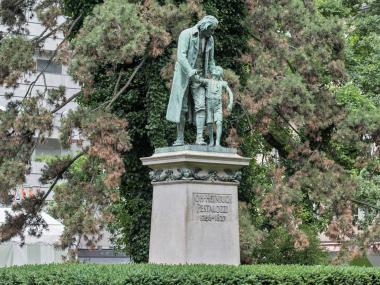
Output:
223,82,234,111
194,75,209,86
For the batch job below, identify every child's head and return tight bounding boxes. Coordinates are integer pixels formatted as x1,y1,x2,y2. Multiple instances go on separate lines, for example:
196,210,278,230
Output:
211,66,223,79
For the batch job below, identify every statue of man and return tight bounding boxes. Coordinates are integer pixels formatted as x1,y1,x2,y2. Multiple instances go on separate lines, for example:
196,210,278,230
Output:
166,15,219,146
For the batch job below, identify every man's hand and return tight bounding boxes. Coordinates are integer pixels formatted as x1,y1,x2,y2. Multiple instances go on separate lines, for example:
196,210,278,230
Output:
191,74,201,83
194,75,201,82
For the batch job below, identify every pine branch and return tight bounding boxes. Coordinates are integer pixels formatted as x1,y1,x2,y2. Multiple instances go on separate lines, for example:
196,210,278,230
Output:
302,0,313,10
31,25,50,43
39,151,86,203
263,132,289,158
51,91,80,114
235,100,255,134
286,59,297,74
22,12,83,102
0,151,85,242
32,21,68,44
14,0,25,7
113,72,123,97
248,31,262,43
106,56,147,110
274,106,302,138
0,31,11,43
351,199,380,212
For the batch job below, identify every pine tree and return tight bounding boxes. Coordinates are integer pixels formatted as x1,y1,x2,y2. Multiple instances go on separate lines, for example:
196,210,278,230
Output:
239,0,380,262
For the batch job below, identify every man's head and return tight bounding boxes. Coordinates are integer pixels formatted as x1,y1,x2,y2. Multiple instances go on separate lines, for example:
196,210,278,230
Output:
197,15,218,38
211,66,223,79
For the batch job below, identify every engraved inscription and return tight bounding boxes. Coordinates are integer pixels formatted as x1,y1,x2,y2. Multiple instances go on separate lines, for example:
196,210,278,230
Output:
192,193,232,222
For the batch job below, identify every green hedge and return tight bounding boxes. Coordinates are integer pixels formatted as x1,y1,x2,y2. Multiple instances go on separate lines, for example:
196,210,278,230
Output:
1,264,380,285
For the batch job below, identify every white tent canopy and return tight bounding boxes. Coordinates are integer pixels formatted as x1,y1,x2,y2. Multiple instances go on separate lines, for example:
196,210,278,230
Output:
0,207,67,267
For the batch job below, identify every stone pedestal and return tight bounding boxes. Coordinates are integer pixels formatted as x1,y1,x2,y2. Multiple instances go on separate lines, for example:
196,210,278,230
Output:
141,145,250,265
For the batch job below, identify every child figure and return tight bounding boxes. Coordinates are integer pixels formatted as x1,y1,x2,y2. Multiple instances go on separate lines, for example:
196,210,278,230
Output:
195,66,233,146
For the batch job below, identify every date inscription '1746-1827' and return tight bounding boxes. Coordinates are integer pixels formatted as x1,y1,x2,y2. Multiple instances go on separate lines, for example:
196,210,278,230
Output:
192,193,232,222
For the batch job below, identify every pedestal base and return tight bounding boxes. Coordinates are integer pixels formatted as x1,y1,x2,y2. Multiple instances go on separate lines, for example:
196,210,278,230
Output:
149,181,239,264
141,146,250,265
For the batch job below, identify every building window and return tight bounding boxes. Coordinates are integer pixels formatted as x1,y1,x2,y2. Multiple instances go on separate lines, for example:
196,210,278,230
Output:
36,59,62,74
34,138,62,158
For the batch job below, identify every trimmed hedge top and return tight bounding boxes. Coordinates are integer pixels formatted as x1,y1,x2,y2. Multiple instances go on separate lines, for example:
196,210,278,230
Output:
1,263,380,285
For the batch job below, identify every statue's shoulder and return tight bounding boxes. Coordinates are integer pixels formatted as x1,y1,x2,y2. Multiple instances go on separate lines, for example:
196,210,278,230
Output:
180,27,198,37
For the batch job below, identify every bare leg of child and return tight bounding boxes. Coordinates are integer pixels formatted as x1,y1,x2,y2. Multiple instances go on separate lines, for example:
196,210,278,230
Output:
208,123,214,146
173,113,186,146
216,121,222,146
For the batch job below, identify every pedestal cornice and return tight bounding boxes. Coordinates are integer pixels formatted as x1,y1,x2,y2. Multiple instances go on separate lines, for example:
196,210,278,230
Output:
141,146,251,184
141,146,250,170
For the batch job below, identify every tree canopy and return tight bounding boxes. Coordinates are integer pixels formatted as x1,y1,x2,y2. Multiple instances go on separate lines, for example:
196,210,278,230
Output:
0,0,379,264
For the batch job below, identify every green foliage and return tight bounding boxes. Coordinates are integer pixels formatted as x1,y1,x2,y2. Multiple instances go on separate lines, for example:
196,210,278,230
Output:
0,36,35,86
354,164,380,229
0,0,36,28
334,82,375,112
236,0,380,260
111,151,153,263
69,0,149,87
65,0,250,263
61,0,379,265
335,1,380,247
80,55,176,262
0,93,54,205
316,0,353,17
62,0,102,18
69,0,199,91
343,0,380,106
2,264,380,284
253,226,329,265
329,83,378,168
237,131,274,219
239,202,265,264
0,0,378,267
202,0,250,82
350,255,373,267
47,154,118,253
0,161,27,199
239,203,328,265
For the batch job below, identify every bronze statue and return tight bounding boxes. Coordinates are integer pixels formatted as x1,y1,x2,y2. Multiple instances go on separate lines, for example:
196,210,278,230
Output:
166,15,218,146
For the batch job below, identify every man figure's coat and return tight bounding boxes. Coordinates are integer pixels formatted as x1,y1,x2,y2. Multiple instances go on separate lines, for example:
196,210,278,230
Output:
166,25,215,123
